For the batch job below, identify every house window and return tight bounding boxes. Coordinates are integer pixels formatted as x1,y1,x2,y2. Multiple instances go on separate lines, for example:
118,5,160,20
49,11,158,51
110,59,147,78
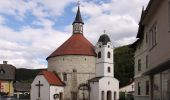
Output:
0,68,5,74
138,59,141,71
146,80,150,95
63,73,67,81
149,23,157,49
138,82,141,95
101,91,104,100
146,32,148,43
108,67,111,73
107,52,111,58
98,52,101,58
146,55,148,68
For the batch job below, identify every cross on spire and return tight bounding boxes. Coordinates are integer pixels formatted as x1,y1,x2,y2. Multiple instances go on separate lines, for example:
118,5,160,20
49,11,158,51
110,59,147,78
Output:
78,0,80,6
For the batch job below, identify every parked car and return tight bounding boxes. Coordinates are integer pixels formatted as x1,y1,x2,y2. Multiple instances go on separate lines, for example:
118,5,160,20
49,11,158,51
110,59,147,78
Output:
1,95,17,100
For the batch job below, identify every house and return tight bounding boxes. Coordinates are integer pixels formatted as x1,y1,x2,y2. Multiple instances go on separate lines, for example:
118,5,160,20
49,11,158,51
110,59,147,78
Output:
119,82,134,99
119,82,134,94
0,61,16,96
13,82,31,99
131,0,170,100
31,70,65,100
89,34,119,100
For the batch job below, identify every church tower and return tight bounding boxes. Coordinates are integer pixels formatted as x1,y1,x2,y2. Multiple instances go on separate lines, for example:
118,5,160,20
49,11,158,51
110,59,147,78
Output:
89,34,119,100
47,4,96,100
72,5,84,34
95,34,114,77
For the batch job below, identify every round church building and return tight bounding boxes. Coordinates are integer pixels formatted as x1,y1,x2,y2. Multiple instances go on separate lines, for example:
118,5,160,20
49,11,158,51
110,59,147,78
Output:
47,5,96,100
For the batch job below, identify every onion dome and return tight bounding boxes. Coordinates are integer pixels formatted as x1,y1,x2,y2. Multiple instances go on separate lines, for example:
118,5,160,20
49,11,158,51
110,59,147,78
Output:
47,34,96,60
98,34,111,45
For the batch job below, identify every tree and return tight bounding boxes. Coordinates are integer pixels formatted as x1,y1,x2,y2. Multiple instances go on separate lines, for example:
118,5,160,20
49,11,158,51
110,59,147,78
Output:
114,45,134,87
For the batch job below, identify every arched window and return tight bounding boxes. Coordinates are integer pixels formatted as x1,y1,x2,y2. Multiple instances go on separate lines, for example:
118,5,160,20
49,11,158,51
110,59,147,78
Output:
107,52,111,58
114,92,116,100
0,68,5,74
107,91,112,100
98,52,101,58
108,67,111,73
63,72,67,81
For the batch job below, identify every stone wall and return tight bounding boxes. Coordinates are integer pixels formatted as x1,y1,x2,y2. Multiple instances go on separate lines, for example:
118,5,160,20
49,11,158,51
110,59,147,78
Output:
48,55,96,100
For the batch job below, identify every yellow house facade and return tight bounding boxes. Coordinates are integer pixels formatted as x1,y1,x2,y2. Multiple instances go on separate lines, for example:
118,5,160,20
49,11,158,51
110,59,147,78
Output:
0,61,16,96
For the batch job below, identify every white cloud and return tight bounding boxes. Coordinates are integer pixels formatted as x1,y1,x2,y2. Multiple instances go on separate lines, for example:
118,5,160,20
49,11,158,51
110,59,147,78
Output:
0,19,70,69
0,0,73,20
0,0,150,69
72,0,149,46
0,16,5,24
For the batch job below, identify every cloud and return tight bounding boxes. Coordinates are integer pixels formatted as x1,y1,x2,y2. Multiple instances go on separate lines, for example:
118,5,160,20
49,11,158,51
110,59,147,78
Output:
0,0,149,69
71,0,149,46
0,0,73,20
0,15,6,24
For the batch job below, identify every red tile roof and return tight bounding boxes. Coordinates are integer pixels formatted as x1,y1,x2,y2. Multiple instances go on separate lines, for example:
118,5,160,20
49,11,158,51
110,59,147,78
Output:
39,70,65,86
47,34,96,59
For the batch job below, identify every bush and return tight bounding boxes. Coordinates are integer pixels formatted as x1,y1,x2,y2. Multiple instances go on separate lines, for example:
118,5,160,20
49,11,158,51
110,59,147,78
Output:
119,92,126,100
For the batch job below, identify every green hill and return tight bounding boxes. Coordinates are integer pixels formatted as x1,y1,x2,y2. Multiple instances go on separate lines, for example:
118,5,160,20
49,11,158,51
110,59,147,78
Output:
114,45,134,87
15,68,45,83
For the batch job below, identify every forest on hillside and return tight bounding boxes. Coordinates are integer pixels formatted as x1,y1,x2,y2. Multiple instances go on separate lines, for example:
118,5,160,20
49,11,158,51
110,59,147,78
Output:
114,45,134,87
16,45,135,87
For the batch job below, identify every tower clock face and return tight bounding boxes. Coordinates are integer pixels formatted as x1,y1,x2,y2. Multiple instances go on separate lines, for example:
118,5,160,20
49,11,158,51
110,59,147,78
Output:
74,24,79,30
73,23,83,33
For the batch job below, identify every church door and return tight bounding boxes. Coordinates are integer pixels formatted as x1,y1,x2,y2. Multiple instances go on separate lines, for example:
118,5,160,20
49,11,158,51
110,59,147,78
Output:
107,91,112,100
59,92,63,100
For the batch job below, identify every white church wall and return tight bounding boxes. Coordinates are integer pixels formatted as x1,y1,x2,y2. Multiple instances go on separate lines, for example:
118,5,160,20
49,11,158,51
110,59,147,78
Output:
31,75,50,100
95,42,113,64
48,55,96,99
90,82,99,100
50,86,64,100
96,63,113,77
95,42,114,77
99,77,119,100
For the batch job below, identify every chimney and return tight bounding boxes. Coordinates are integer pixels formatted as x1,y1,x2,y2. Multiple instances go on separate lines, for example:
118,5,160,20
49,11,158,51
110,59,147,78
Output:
3,61,7,64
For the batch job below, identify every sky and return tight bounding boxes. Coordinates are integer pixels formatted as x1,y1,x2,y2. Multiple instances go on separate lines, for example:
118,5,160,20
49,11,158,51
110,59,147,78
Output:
0,0,149,69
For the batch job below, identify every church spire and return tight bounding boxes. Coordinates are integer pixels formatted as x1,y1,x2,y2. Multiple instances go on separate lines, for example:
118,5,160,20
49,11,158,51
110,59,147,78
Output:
72,2,84,34
73,2,84,25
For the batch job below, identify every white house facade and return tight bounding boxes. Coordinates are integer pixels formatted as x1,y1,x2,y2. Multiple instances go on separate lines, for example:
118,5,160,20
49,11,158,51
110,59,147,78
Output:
119,82,134,93
31,71,65,100
89,34,119,100
131,0,170,100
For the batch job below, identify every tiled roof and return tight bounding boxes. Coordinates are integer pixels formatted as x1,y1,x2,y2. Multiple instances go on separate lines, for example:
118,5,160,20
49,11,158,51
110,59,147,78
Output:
0,64,16,80
39,71,65,86
88,77,103,82
14,82,31,92
47,34,96,59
